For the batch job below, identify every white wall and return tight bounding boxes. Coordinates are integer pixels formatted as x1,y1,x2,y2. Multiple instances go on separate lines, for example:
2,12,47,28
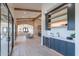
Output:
75,3,79,56
34,19,41,37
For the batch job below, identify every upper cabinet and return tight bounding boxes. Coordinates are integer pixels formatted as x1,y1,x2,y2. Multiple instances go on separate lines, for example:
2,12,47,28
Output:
67,4,75,30
45,3,75,30
45,14,51,30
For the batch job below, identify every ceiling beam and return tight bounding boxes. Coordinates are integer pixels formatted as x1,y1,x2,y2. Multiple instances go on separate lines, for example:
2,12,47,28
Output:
16,19,33,21
16,18,34,20
14,8,41,12
32,14,41,21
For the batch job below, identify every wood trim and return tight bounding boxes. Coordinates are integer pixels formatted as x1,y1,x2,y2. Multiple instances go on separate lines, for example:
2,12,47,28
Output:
51,19,67,23
16,18,35,20
47,3,67,14
49,13,67,20
14,8,41,12
48,4,68,15
16,19,33,22
32,14,41,21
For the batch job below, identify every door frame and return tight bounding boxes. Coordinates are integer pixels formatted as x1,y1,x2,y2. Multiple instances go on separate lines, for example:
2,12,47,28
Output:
5,3,14,56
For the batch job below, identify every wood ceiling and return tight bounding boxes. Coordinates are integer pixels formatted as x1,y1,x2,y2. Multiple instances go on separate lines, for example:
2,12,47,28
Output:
14,8,41,12
14,7,41,21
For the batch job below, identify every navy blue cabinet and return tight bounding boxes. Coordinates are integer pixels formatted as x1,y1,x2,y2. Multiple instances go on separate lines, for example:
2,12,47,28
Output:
47,38,51,48
58,40,66,55
50,38,55,49
45,14,51,30
43,36,46,46
54,39,60,52
54,39,66,55
45,37,49,47
43,36,75,56
43,36,50,48
66,42,75,56
54,39,75,56
67,3,75,30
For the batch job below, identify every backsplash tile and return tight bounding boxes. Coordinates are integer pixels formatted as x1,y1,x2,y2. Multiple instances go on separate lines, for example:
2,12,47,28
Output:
45,27,75,38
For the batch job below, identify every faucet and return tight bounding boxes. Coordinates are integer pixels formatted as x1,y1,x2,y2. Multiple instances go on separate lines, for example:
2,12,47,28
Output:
50,33,54,37
56,32,60,37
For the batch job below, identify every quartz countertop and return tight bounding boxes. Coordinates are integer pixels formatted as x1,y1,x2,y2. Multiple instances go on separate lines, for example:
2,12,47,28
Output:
43,35,75,43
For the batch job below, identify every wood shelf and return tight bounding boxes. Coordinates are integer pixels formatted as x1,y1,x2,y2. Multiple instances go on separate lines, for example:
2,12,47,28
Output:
51,20,67,28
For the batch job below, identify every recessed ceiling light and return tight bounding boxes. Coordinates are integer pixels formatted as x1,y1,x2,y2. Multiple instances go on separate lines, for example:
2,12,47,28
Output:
24,12,26,14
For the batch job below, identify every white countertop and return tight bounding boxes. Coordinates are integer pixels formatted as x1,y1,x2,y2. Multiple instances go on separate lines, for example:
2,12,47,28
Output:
52,37,75,43
43,35,75,43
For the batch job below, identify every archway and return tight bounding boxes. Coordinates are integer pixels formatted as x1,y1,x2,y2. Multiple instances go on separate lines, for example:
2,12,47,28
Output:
17,24,33,36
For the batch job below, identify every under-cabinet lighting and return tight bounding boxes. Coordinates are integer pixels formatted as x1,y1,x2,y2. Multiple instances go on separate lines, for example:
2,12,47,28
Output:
51,20,67,28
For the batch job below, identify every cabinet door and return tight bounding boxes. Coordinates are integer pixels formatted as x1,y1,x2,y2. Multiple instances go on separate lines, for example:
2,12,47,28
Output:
45,37,47,47
67,3,75,30
45,14,51,30
43,36,50,48
54,39,60,52
66,42,75,56
47,38,50,48
50,38,55,50
54,39,66,55
45,37,49,48
58,40,66,55
43,36,46,46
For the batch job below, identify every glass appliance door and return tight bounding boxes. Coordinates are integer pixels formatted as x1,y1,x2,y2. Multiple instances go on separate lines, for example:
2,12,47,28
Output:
1,4,8,56
8,13,13,55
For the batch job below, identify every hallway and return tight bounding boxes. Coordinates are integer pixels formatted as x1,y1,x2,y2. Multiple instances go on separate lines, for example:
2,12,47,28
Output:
0,3,76,56
12,35,62,56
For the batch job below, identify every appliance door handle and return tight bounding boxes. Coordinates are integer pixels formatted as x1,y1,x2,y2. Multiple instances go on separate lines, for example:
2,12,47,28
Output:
8,36,10,41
